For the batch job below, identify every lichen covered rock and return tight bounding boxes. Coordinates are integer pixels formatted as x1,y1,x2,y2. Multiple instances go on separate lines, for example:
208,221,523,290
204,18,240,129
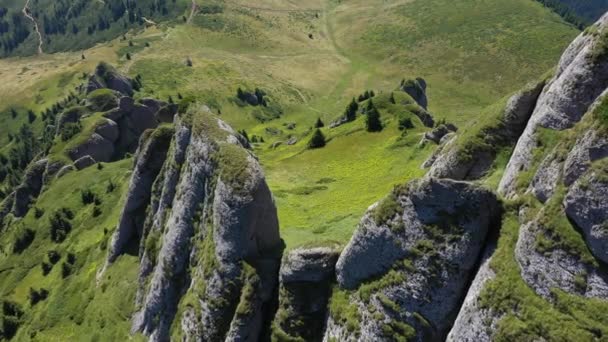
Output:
104,106,282,341
327,178,500,341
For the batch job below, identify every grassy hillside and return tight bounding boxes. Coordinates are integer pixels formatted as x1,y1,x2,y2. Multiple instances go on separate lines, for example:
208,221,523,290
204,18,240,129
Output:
0,0,578,249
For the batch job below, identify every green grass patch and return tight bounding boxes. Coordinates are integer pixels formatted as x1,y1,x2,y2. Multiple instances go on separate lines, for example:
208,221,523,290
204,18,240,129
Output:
479,211,608,341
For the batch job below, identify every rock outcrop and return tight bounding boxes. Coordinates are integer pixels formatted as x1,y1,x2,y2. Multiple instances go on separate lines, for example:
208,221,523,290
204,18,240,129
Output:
102,106,283,341
326,178,500,341
446,243,500,342
499,14,608,197
401,78,428,110
427,80,544,180
564,170,608,264
87,62,134,96
273,246,340,341
9,159,47,218
515,218,608,299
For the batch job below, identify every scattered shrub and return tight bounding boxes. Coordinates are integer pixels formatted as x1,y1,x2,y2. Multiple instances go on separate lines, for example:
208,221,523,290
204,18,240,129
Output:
398,117,414,130
61,122,82,141
81,189,97,205
34,207,44,219
12,228,35,253
28,288,49,306
49,208,73,243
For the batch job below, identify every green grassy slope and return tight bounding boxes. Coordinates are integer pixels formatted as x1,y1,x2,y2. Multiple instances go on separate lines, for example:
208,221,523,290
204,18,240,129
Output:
0,159,139,341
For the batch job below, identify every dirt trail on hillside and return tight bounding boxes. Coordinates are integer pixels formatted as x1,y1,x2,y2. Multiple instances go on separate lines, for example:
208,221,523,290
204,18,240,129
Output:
22,0,44,54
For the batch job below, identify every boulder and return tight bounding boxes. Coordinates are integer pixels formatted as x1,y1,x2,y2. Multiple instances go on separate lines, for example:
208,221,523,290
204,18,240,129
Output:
73,155,96,170
280,246,340,283
94,118,119,142
67,133,114,163
423,124,451,144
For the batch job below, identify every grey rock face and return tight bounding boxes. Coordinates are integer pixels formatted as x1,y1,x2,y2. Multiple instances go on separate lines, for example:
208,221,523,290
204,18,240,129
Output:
73,155,97,170
529,153,562,203
330,178,500,341
515,220,608,299
95,118,119,142
499,14,608,197
274,246,340,341
87,62,134,96
428,81,543,180
68,133,114,163
101,109,282,341
104,127,174,266
402,77,428,109
446,243,500,342
563,128,608,186
564,172,608,264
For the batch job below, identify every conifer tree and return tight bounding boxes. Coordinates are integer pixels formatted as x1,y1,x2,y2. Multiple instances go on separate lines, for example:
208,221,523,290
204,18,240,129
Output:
308,129,326,149
314,117,325,128
345,98,359,122
365,100,382,132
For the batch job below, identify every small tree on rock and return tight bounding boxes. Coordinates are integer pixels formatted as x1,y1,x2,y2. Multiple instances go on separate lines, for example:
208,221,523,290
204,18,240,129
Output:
308,129,326,149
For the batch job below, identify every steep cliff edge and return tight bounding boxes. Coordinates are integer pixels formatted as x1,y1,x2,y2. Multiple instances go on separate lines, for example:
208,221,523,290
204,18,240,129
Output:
444,14,608,340
103,105,283,341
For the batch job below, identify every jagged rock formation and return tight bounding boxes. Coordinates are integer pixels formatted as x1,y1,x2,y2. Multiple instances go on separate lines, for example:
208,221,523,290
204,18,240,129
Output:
102,106,283,341
272,246,340,341
0,159,48,221
325,178,500,341
446,14,608,340
426,79,545,180
445,243,500,342
499,13,608,197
